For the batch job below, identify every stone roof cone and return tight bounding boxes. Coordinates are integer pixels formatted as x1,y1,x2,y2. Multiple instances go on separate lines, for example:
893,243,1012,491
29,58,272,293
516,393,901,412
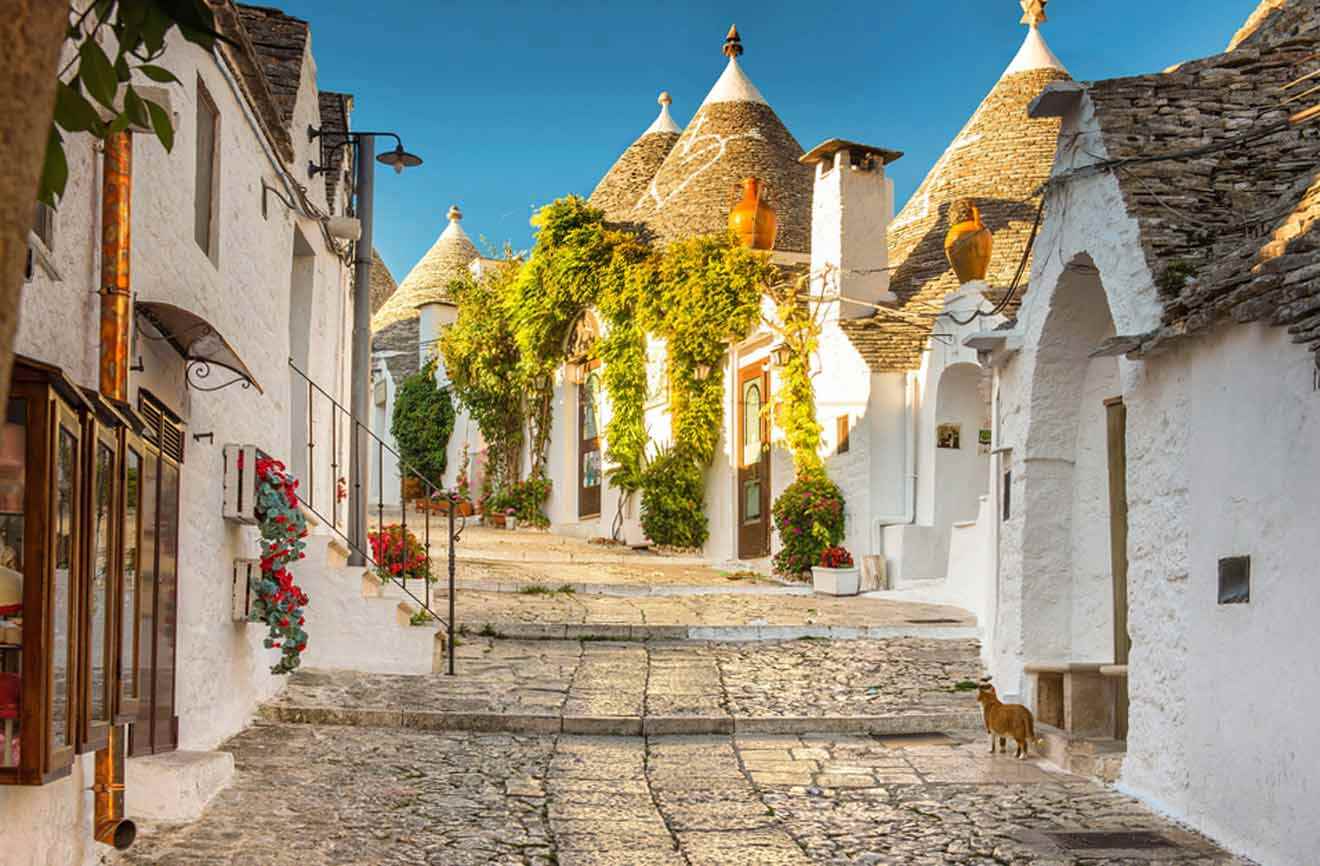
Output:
589,91,683,222
841,0,1072,371
630,26,814,252
371,206,479,334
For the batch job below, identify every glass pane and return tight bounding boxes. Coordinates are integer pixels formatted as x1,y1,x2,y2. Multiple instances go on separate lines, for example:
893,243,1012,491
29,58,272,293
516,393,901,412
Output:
582,450,601,489
51,425,76,751
134,449,158,752
90,441,114,723
1,399,26,768
744,481,761,521
581,373,600,441
120,448,140,704
742,381,762,465
153,461,179,750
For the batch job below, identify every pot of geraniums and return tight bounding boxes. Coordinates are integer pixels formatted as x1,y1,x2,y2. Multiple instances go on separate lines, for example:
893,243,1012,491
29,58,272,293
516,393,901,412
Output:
504,507,518,531
812,546,860,596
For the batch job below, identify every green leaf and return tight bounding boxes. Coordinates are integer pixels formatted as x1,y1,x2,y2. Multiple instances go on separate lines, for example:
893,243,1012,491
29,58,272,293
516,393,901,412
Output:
53,81,104,134
79,39,119,109
137,64,179,84
146,99,174,152
123,86,151,130
140,6,168,55
107,111,133,135
38,128,68,208
114,54,131,82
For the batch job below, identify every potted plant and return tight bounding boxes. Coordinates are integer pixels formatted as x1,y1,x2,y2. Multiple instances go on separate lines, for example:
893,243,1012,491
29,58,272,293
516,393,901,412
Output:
505,507,518,531
812,546,860,596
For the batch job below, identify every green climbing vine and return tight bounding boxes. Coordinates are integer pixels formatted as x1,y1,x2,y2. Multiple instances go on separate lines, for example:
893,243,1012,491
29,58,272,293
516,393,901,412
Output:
390,358,456,487
439,256,524,491
764,268,825,476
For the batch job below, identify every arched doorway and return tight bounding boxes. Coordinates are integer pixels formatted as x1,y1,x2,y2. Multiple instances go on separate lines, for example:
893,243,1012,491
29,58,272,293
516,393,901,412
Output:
932,362,990,575
566,313,602,520
1019,253,1129,734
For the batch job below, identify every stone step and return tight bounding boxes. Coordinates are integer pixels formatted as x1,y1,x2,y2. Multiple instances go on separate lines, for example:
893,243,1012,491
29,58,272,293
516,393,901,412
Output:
463,622,980,643
259,702,984,738
1036,724,1126,783
446,578,813,598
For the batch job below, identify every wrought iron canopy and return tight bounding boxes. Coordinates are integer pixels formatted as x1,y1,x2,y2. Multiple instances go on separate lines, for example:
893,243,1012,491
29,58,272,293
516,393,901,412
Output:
134,301,264,394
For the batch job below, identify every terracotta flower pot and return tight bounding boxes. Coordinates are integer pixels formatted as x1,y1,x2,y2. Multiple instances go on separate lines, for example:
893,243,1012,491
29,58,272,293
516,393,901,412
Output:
944,199,993,284
729,177,778,251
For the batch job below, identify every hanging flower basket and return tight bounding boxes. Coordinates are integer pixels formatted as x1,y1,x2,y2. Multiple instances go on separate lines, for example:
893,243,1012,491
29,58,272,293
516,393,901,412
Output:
246,452,310,675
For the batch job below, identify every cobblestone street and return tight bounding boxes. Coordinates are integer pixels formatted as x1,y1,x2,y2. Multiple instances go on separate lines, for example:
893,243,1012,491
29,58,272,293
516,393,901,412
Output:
120,724,1245,866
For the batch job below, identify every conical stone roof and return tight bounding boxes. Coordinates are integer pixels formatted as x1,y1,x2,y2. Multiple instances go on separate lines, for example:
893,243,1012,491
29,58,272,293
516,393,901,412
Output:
371,206,479,334
630,27,813,252
590,92,682,223
841,8,1071,372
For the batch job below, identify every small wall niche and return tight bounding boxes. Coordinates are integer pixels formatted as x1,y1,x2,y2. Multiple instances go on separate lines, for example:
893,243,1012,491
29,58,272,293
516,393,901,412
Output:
1217,556,1250,605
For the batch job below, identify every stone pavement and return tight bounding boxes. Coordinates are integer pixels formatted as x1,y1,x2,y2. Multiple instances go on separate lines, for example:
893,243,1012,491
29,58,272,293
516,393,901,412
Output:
261,637,986,735
119,723,1246,866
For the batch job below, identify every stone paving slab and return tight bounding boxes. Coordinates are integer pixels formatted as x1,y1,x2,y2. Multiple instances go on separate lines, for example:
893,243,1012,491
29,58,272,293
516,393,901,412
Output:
117,724,1248,866
263,637,986,735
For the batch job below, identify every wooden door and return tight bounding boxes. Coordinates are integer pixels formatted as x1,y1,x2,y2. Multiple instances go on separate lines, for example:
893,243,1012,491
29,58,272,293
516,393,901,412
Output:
578,362,602,519
129,445,180,756
1105,397,1130,741
737,362,771,559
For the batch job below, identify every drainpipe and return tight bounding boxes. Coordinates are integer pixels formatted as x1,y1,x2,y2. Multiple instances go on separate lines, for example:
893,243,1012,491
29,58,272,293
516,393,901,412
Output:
871,371,918,578
99,131,132,401
93,725,136,850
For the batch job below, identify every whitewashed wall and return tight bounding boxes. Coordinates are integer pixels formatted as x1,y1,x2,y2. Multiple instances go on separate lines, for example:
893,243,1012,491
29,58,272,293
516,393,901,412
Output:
2,29,352,866
989,91,1320,866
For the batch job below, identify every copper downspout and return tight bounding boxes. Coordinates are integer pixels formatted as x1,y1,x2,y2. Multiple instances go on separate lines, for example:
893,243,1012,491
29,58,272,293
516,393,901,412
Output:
93,725,136,849
99,131,132,402
95,131,135,850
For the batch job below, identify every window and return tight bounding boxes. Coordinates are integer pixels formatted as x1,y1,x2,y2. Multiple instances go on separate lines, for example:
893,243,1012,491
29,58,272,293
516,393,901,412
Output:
32,202,54,252
194,78,219,259
836,415,851,454
0,359,145,786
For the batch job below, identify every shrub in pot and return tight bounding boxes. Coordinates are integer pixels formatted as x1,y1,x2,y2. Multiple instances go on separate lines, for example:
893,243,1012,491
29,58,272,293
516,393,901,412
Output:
771,473,845,578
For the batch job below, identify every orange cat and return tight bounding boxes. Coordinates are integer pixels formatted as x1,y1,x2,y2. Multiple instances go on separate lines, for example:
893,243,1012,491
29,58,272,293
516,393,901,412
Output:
976,679,1042,759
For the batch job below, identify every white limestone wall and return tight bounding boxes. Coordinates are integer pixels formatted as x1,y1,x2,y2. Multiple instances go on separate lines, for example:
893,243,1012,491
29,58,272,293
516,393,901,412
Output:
2,32,352,866
809,322,875,558
370,366,402,507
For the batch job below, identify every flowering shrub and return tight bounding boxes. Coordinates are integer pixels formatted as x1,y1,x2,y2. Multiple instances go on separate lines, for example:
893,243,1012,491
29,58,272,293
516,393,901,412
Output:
819,546,854,569
484,475,552,528
771,473,845,577
368,524,432,584
250,454,310,675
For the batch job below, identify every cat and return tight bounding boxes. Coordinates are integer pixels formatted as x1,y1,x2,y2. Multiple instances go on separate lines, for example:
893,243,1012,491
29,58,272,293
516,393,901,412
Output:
976,679,1042,759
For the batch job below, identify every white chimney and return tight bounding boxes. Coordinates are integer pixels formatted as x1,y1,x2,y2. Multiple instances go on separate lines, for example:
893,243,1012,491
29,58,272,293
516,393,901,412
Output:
416,300,457,383
801,139,902,319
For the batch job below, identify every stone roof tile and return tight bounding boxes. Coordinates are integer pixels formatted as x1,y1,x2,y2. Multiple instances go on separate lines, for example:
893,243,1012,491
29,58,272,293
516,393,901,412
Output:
589,93,681,225
371,207,479,334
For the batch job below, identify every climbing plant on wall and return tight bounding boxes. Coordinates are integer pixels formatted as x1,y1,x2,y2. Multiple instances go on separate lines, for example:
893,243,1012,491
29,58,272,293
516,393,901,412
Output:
390,358,455,488
645,233,773,465
439,258,525,491
764,268,825,476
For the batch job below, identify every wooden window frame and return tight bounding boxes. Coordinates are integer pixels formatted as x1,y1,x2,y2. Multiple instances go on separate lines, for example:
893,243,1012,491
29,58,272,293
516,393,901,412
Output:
194,75,220,262
115,431,145,724
77,417,120,754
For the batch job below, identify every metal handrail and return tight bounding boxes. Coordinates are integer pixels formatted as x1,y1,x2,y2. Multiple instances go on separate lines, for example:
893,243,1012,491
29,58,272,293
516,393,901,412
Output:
288,358,460,674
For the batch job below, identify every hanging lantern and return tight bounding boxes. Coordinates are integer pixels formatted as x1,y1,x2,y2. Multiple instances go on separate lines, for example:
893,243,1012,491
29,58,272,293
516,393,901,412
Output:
729,177,778,250
943,198,993,284
770,344,792,367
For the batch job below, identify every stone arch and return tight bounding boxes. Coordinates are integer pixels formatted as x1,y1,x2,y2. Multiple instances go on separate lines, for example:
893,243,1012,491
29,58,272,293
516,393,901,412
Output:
1018,253,1121,665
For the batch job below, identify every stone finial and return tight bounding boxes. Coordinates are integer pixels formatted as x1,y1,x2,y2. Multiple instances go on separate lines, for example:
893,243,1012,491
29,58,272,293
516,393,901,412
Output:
447,205,462,222
1020,0,1047,26
723,24,743,58
659,91,672,107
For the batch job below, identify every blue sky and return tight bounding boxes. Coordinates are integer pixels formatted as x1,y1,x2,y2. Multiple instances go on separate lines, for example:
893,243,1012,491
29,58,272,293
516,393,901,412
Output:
275,0,1257,281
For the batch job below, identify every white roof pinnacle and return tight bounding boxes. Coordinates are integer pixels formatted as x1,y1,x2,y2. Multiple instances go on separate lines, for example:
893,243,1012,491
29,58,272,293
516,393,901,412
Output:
700,56,768,107
644,91,681,135
1001,24,1068,77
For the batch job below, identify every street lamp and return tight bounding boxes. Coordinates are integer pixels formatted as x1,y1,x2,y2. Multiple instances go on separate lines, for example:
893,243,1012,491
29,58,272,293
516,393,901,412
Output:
309,124,423,565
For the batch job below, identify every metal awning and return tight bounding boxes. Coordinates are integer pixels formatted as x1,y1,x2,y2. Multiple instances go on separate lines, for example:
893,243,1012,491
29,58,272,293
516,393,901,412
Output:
134,301,263,394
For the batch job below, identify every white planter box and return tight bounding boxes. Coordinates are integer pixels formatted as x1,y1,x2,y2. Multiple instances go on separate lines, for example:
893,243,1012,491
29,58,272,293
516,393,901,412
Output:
232,559,259,622
222,444,263,524
811,566,860,596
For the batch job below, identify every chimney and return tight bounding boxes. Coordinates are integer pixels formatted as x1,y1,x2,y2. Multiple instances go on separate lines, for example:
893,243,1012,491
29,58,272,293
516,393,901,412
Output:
800,139,902,320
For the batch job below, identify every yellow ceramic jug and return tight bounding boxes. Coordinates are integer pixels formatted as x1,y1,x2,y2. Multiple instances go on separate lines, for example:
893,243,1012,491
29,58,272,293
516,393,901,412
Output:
944,199,993,284
729,177,778,251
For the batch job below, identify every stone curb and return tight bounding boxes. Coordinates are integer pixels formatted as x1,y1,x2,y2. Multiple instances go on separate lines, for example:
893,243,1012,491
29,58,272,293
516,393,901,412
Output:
259,704,983,736
469,623,980,642
442,579,814,598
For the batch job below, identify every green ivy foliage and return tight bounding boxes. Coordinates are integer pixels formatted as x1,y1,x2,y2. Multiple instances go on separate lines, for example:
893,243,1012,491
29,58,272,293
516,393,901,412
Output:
645,234,773,466
439,257,524,490
44,1,223,206
389,358,455,488
639,446,708,549
767,272,824,476
771,473,846,577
